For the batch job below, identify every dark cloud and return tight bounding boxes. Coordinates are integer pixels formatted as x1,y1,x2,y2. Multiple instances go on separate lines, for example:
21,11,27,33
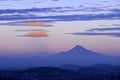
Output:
0,13,120,21
0,6,119,13
70,32,120,37
0,6,116,14
0,7,75,14
18,21,52,26
99,24,108,26
0,6,120,22
110,8,120,12
112,24,120,27
98,24,120,27
0,21,53,27
86,28,120,32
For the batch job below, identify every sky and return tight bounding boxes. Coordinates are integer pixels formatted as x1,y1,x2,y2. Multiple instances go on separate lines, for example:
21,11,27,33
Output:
0,0,120,57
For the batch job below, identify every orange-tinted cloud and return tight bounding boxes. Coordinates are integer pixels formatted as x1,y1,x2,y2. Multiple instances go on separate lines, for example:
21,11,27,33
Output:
23,31,48,37
20,21,52,26
16,29,48,32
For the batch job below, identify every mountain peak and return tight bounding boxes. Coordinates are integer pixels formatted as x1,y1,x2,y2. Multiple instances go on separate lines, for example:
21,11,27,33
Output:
67,45,87,54
59,45,97,55
70,45,86,51
73,45,85,50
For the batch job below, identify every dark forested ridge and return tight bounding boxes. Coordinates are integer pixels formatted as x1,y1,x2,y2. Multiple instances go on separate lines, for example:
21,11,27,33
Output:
0,64,120,80
0,67,84,80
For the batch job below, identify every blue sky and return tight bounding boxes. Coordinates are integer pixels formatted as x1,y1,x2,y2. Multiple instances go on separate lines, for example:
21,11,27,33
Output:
0,0,119,9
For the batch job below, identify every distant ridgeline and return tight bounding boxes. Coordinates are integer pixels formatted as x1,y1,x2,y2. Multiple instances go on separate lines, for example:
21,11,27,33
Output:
0,45,119,69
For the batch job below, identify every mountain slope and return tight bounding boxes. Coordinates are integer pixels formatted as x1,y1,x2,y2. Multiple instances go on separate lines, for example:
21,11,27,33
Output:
48,45,119,65
0,45,119,69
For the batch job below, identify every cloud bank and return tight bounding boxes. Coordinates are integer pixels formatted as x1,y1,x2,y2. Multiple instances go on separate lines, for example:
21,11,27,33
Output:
70,32,120,37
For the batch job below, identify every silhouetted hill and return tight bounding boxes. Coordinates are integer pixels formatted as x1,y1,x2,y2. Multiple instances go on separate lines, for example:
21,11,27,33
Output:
78,64,120,80
93,63,114,67
22,67,80,74
0,67,85,80
60,64,85,71
0,65,119,80
78,64,120,73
